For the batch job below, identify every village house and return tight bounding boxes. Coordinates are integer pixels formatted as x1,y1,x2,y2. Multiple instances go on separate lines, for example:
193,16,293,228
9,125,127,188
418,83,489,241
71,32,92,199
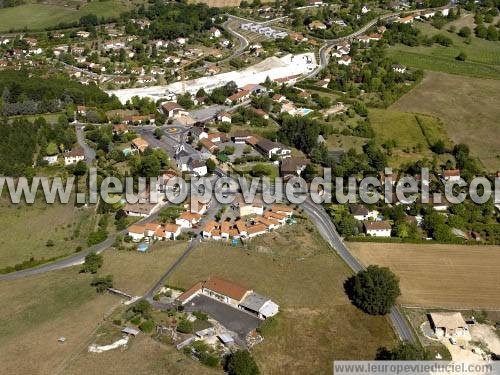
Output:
175,211,202,229
161,102,189,118
217,111,232,123
112,124,129,135
364,221,392,237
350,205,379,221
309,20,327,30
280,157,310,179
225,89,250,105
255,138,291,159
128,224,146,242
131,137,149,153
155,223,182,240
441,169,461,182
124,202,157,217
76,31,90,38
338,55,352,66
63,147,85,165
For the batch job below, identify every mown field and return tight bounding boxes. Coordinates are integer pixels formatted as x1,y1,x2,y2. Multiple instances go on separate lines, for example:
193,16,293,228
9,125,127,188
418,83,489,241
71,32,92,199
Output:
369,108,452,168
388,22,500,80
391,71,500,171
0,241,194,374
0,0,131,32
349,242,500,310
167,221,397,374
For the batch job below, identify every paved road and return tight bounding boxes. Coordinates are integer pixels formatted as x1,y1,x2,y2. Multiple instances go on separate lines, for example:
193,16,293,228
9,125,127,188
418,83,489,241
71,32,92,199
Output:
301,200,416,343
75,123,96,165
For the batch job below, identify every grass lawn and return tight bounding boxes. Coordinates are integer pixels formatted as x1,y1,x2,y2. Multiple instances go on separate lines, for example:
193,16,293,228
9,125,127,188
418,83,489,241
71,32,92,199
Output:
0,241,194,374
349,242,500,309
167,220,397,374
391,71,500,171
0,196,97,268
387,22,500,80
0,0,131,32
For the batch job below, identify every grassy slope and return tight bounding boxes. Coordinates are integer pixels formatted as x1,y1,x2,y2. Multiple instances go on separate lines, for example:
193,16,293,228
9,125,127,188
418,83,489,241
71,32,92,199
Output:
349,242,500,309
391,71,500,171
0,196,96,267
167,221,397,374
0,242,198,374
0,0,130,32
388,22,500,80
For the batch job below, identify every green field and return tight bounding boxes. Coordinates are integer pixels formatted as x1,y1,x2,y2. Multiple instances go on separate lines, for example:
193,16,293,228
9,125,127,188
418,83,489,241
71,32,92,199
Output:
167,221,397,374
392,71,500,171
369,108,451,167
0,0,131,32
388,22,500,80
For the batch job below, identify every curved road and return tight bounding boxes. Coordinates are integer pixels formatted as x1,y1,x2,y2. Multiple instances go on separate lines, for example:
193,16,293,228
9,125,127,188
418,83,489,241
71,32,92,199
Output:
301,200,416,343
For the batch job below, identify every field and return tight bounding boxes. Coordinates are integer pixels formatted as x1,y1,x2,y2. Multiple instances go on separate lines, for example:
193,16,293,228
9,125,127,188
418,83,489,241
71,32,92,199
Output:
167,221,397,374
0,0,132,32
349,242,500,310
368,108,451,167
0,241,193,374
387,22,500,80
0,196,97,268
391,71,500,171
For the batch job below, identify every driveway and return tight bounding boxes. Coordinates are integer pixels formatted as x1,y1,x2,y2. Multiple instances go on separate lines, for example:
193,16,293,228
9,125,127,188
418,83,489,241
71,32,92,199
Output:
184,295,261,342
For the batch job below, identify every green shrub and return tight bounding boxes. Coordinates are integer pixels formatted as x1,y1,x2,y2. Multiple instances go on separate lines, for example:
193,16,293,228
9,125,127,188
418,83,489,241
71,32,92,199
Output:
193,311,208,321
177,319,194,333
139,319,155,333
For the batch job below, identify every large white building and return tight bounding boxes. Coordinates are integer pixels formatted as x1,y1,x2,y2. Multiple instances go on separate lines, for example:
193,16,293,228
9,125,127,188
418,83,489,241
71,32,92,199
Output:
108,53,317,104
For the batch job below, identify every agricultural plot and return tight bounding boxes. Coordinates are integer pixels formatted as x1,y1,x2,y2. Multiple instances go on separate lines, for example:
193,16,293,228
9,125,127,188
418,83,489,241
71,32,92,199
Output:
368,108,448,167
387,22,500,80
349,242,500,309
391,71,500,171
0,0,131,32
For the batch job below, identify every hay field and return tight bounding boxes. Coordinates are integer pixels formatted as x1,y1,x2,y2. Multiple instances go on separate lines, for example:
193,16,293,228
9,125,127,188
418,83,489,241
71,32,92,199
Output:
391,71,500,171
349,242,500,310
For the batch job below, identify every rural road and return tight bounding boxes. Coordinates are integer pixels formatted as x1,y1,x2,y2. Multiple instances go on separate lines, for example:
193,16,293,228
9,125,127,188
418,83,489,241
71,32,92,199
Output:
301,200,416,343
0,211,161,282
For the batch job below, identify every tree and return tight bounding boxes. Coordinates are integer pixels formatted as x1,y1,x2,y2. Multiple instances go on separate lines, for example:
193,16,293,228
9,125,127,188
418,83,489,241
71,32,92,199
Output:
206,158,216,173
345,265,401,315
91,275,113,293
81,252,103,273
74,160,87,176
458,26,471,38
456,51,467,61
376,342,431,360
225,350,260,375
486,25,498,41
154,128,162,140
132,300,152,318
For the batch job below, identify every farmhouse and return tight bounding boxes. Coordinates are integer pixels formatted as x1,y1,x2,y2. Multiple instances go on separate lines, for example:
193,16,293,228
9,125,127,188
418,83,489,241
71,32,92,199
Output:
177,276,279,319
364,221,392,237
429,312,468,338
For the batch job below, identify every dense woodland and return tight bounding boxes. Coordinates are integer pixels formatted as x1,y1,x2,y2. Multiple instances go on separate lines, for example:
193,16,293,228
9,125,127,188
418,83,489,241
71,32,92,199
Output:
0,71,121,116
